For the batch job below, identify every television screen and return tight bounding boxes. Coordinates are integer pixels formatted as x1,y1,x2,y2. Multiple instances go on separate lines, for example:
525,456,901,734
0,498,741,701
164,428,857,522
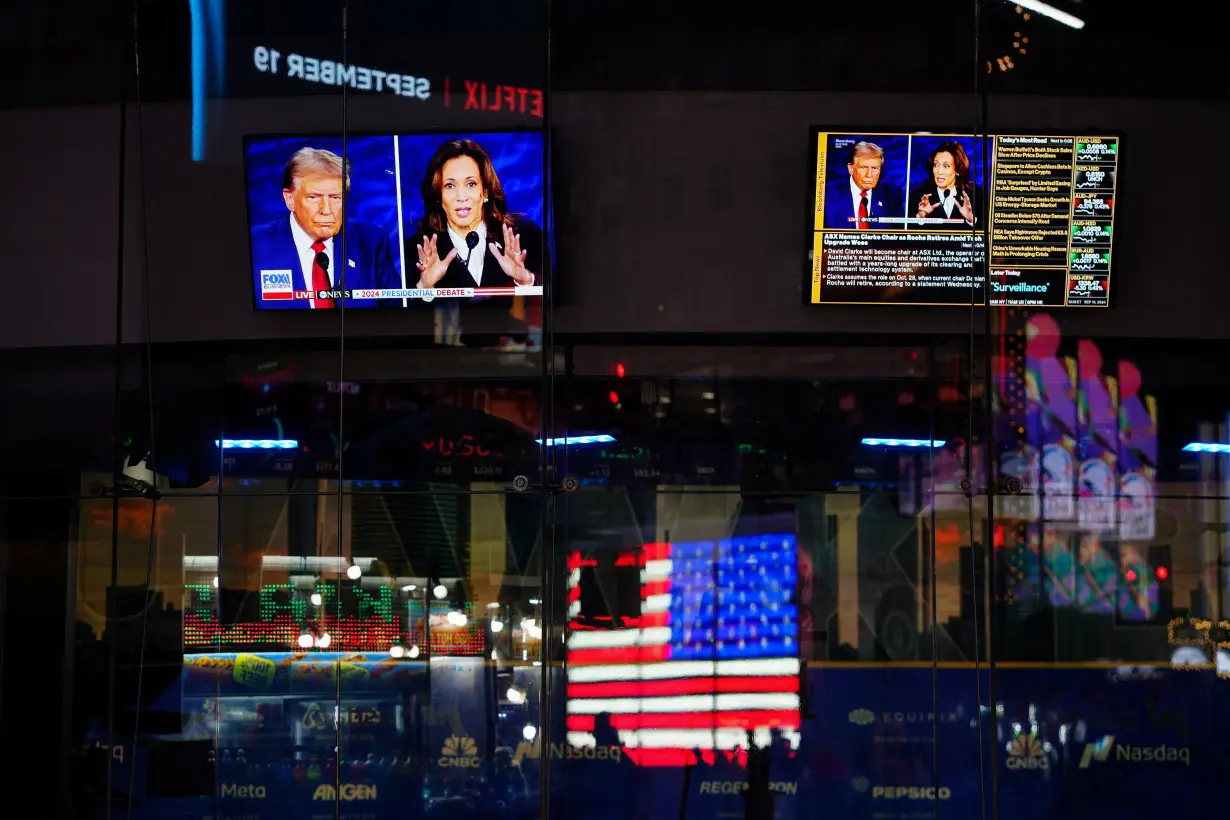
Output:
806,129,1121,307
245,130,546,310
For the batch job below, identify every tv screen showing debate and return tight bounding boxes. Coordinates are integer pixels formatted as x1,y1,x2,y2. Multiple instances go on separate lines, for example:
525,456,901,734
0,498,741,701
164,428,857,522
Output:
807,129,1121,307
245,130,545,310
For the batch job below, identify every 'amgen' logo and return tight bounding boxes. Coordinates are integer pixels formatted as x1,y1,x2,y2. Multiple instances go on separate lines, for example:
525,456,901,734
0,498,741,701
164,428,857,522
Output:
260,270,294,300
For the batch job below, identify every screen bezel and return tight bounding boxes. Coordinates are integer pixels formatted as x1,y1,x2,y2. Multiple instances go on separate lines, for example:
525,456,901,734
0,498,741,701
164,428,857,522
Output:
802,125,1126,309
243,126,550,312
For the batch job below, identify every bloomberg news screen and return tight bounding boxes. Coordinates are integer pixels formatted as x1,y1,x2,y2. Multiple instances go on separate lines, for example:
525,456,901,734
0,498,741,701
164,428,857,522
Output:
806,129,1121,307
245,130,545,310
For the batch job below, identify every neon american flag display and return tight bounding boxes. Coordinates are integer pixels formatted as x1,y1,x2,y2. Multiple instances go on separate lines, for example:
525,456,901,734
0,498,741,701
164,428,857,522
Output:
565,536,802,767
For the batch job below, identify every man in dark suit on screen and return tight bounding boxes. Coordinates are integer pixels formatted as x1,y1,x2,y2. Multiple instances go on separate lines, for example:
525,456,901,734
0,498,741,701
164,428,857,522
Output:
251,147,399,309
824,141,904,231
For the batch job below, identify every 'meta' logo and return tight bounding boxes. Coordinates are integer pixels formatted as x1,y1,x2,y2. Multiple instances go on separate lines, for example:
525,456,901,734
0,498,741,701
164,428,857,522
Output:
439,735,480,768
260,270,294,300
311,784,377,801
1006,734,1048,769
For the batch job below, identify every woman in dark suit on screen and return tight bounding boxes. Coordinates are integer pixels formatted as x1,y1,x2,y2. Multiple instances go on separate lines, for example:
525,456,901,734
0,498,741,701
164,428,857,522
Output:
909,140,986,230
411,139,542,296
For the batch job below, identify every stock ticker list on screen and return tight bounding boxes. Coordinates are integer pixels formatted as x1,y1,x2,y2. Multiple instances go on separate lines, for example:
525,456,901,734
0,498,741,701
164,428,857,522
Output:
808,131,1120,307
990,136,1117,307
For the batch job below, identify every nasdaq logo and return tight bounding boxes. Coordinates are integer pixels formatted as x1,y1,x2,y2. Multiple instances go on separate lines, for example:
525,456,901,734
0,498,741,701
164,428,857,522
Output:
1078,736,1191,768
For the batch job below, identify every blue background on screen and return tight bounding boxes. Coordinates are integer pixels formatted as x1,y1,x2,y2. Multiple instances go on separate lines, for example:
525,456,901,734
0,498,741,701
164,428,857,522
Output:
396,131,545,240
245,134,401,246
825,133,910,216
905,134,988,193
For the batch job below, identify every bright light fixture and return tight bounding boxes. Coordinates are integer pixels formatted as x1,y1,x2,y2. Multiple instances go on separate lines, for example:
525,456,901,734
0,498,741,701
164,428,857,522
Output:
861,437,945,448
214,439,298,450
1183,442,1230,454
346,564,362,580
297,633,313,649
1012,0,1085,30
535,434,615,447
433,584,448,600
491,619,505,633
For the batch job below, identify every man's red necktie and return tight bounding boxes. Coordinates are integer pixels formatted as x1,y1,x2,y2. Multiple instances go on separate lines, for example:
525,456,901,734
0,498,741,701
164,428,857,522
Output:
857,192,870,230
310,241,334,309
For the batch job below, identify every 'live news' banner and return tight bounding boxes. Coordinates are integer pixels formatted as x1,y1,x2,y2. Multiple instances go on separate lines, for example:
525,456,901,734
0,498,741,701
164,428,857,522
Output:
261,285,543,302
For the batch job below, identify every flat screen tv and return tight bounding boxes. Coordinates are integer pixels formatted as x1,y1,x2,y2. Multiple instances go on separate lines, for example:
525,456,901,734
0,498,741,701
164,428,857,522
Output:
245,129,546,310
806,128,1121,307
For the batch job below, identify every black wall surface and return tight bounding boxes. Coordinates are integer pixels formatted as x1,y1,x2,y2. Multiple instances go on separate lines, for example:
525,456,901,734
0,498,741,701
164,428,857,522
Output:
4,90,1224,349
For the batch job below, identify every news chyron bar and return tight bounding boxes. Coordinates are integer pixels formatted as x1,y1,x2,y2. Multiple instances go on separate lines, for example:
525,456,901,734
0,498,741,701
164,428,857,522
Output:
806,129,1120,307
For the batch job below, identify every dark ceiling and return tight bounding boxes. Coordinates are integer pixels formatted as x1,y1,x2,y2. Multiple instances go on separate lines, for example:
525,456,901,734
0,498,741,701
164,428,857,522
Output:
0,1,1220,108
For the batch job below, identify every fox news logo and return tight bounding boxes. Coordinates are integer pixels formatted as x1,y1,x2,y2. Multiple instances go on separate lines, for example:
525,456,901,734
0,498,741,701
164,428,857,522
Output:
260,270,294,300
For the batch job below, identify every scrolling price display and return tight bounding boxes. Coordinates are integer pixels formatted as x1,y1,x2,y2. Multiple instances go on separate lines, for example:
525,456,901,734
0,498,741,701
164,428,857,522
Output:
991,137,1117,307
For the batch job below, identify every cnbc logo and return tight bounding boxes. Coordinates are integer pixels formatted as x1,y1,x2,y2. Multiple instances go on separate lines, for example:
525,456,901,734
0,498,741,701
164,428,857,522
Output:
1078,736,1191,768
1006,734,1048,770
438,735,480,768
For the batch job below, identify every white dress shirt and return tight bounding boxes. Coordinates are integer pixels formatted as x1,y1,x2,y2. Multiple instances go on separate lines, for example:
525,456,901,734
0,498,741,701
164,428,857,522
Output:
289,214,334,309
448,223,488,286
937,186,957,218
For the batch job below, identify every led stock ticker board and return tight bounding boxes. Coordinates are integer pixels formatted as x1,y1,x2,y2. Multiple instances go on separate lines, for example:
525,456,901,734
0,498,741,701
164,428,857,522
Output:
808,130,1121,307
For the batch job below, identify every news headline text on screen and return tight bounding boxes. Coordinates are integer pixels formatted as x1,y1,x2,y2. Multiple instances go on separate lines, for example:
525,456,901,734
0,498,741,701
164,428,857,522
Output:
807,131,1120,307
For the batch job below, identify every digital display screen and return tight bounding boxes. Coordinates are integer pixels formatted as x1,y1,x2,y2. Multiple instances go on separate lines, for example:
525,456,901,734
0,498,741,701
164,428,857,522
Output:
564,538,802,767
806,130,1121,307
245,130,545,310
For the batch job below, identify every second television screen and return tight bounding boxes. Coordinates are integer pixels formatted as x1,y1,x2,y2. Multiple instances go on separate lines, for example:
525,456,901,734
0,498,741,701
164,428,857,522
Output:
246,130,545,310
808,129,1119,307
